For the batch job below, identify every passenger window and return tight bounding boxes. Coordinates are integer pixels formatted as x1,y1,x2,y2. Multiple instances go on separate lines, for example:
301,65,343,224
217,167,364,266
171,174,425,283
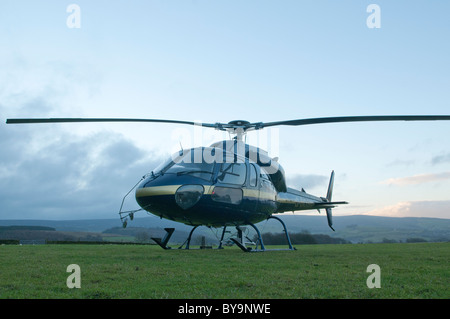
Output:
218,163,247,185
211,186,243,205
249,164,257,187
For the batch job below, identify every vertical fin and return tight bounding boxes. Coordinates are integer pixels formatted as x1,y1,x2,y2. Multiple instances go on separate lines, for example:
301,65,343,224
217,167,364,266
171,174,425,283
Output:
326,208,335,231
326,170,334,202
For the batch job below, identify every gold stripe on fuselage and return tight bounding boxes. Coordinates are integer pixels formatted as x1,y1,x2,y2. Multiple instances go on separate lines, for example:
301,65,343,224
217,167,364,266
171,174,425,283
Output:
243,189,276,201
135,185,216,197
136,185,276,201
136,185,181,197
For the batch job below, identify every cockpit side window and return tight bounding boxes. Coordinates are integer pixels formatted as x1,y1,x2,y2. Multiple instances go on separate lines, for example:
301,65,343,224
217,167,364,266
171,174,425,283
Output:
260,170,270,181
218,162,247,185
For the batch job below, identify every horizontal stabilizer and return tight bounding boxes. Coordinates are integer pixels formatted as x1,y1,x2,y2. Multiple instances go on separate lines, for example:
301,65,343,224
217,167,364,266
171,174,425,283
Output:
314,201,348,208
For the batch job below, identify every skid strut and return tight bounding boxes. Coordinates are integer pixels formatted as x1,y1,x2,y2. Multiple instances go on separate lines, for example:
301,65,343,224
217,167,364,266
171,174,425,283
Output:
231,216,296,252
268,215,295,250
178,225,199,249
178,225,229,250
151,228,175,250
230,223,265,252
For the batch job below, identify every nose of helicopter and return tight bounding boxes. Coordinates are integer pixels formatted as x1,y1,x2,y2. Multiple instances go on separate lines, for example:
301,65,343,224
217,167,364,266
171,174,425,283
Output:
135,181,205,211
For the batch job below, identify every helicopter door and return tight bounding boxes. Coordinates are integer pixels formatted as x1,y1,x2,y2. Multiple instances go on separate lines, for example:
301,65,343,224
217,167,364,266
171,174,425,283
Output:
246,163,260,211
259,168,277,214
211,162,246,206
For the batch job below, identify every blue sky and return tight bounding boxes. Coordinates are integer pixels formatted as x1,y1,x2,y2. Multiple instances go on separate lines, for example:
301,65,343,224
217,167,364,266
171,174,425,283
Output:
0,1,449,220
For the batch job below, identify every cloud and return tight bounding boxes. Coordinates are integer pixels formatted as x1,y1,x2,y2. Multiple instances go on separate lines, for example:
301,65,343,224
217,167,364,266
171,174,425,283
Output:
432,153,450,165
365,201,450,219
286,173,328,191
385,159,416,167
380,172,450,186
0,60,165,220
0,122,164,220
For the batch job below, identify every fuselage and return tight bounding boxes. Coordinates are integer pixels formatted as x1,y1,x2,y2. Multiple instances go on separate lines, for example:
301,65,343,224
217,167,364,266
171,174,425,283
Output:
135,143,327,227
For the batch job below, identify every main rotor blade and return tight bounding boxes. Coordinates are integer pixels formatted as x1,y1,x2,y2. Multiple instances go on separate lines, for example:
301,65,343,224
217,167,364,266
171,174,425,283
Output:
6,118,218,128
260,115,450,128
7,115,450,131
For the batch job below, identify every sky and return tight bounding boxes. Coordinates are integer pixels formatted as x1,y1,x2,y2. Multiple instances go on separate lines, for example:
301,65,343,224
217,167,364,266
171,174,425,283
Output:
0,1,449,220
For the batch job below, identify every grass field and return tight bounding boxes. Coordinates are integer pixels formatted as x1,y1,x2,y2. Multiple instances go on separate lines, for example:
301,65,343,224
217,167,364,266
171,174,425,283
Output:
0,242,448,299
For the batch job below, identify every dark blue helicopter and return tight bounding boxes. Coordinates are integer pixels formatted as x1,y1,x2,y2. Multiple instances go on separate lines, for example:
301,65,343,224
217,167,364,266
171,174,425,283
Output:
7,115,450,251
131,140,344,251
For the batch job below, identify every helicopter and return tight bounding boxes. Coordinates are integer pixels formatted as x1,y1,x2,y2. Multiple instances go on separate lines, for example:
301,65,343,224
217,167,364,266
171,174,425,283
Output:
6,115,450,252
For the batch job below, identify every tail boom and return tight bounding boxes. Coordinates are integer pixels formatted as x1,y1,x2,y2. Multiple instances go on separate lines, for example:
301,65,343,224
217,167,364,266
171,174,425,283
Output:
275,171,347,231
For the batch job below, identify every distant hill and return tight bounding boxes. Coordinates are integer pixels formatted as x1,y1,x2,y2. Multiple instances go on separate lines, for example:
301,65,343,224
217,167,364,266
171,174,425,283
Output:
0,218,124,232
0,216,192,232
271,215,450,243
0,225,55,231
0,214,449,244
0,225,103,242
102,226,206,245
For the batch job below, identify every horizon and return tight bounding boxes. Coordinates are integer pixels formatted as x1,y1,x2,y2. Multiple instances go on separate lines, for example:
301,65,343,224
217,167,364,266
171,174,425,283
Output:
1,213,449,222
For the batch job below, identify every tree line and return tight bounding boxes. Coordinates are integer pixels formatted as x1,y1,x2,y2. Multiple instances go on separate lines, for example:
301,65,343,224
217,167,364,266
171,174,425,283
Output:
255,232,351,245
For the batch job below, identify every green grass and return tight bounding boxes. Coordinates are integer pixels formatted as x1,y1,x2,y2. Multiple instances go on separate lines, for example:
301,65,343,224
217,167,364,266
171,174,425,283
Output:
0,243,448,299
101,235,136,243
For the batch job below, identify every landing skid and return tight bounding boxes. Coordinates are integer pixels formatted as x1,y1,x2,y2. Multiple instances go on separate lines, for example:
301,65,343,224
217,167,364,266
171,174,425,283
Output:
151,225,229,250
151,228,175,250
230,216,296,252
150,216,296,252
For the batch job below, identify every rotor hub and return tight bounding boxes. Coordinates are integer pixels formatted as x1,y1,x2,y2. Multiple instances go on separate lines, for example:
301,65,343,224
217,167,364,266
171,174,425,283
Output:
228,120,250,126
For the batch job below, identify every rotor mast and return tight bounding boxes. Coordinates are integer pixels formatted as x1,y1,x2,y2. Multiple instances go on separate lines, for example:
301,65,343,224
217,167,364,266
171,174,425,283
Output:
220,120,253,142
227,126,246,141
